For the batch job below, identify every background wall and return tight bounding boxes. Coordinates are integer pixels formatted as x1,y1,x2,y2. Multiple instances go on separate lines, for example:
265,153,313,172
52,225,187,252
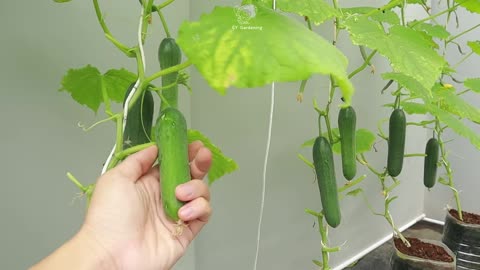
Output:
190,1,427,270
424,2,480,222
0,1,192,269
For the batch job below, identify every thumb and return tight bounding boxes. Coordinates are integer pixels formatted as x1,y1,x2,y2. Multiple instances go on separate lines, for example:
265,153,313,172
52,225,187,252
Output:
112,145,158,181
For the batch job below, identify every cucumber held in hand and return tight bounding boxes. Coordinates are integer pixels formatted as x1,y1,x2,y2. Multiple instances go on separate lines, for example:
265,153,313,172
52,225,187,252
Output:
158,37,182,110
155,107,190,229
387,109,406,177
313,136,341,228
423,138,439,189
123,83,154,149
338,106,357,181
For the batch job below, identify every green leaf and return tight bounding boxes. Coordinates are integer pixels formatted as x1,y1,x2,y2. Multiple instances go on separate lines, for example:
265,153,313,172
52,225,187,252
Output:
103,69,137,103
278,0,340,25
427,104,480,149
455,0,480,14
346,188,363,197
401,102,429,115
342,7,400,25
187,129,238,184
431,83,480,123
302,137,316,148
60,65,103,112
344,16,446,91
177,4,355,105
464,78,480,93
409,22,450,40
332,129,376,154
382,72,432,100
468,41,480,55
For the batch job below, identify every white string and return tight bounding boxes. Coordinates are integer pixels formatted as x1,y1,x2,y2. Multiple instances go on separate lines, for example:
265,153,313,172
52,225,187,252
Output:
253,82,276,269
101,8,147,174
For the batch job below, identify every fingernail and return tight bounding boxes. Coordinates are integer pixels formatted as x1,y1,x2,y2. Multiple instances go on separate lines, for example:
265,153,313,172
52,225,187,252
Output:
178,184,193,198
180,206,193,219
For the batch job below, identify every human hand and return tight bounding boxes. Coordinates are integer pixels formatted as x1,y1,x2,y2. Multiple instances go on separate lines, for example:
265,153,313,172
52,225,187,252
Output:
80,141,212,270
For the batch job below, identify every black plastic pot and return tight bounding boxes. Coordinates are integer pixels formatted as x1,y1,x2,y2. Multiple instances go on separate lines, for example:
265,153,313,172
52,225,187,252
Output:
442,210,480,270
390,238,456,270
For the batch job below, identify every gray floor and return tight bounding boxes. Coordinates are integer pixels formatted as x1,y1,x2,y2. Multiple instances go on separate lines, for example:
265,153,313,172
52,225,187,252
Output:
346,221,444,269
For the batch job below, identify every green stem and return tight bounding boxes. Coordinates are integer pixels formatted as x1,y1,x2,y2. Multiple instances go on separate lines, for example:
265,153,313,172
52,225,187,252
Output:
115,114,124,153
404,153,427,158
135,47,146,80
318,215,331,270
144,60,192,85
108,142,156,170
454,51,474,69
348,50,377,79
79,114,119,132
297,80,308,102
157,9,172,38
401,0,406,26
409,2,461,28
141,0,155,43
157,0,175,9
100,78,112,114
435,119,463,220
338,175,367,193
447,23,480,43
93,0,133,57
67,172,87,193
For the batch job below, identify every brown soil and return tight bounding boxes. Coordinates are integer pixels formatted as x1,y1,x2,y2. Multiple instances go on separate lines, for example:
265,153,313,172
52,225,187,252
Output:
450,209,480,225
394,237,454,263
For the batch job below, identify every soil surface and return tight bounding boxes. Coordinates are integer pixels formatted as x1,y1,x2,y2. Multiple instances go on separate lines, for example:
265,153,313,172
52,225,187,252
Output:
394,237,454,263
450,209,480,225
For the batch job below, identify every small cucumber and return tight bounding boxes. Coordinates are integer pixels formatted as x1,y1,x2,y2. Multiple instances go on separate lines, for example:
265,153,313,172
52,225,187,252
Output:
313,136,341,228
155,107,190,222
387,109,406,177
122,83,154,149
158,37,182,110
338,106,357,181
423,138,439,189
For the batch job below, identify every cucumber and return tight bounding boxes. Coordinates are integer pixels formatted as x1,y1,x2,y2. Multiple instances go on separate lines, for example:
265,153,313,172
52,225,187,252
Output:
338,106,357,181
312,136,341,228
423,138,439,189
155,107,190,222
387,109,406,177
158,37,182,111
122,83,154,149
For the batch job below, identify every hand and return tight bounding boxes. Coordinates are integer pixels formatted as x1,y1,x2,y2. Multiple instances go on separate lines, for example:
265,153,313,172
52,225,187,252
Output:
31,141,213,270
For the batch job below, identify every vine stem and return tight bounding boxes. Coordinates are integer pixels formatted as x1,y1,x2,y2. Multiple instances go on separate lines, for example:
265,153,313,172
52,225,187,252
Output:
348,50,377,79
435,119,463,220
157,0,175,10
157,9,172,38
453,51,474,69
409,2,461,28
446,23,480,43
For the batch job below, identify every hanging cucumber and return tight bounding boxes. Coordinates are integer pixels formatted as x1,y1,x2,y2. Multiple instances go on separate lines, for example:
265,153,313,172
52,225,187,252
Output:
158,37,182,110
423,138,439,189
338,106,357,181
387,109,406,177
122,83,154,149
313,136,341,228
155,107,190,225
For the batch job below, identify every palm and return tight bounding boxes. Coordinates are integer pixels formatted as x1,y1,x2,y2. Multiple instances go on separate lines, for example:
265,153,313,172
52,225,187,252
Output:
83,143,212,270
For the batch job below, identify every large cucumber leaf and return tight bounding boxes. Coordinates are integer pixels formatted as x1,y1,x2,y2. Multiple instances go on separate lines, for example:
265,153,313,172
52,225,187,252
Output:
177,4,355,105
344,16,446,91
59,65,136,113
188,129,238,184
464,78,480,93
455,0,480,14
302,128,376,155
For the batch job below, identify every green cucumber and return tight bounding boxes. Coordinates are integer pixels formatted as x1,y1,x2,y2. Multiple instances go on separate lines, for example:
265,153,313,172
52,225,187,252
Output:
122,83,154,149
387,109,406,177
155,107,190,222
158,37,182,110
338,106,357,181
313,136,341,228
423,138,439,189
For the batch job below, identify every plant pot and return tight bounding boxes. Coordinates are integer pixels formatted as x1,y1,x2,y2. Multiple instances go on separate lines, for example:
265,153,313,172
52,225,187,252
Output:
390,237,456,270
442,209,480,270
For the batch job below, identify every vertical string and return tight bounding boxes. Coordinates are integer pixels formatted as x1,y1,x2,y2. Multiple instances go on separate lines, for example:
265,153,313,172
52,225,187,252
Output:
253,2,276,268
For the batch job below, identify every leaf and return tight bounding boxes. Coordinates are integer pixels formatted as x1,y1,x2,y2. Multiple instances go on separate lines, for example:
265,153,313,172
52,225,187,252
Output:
342,7,400,25
278,0,340,25
302,137,316,148
344,16,446,91
468,41,480,55
464,78,480,93
177,4,355,105
382,72,432,100
60,65,103,112
455,0,480,14
409,22,450,40
103,69,137,103
332,129,376,154
401,102,429,115
187,129,238,184
431,83,480,123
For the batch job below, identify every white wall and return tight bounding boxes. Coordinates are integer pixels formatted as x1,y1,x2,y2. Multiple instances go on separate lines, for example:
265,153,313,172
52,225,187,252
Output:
0,1,192,269
190,1,427,269
424,2,480,222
